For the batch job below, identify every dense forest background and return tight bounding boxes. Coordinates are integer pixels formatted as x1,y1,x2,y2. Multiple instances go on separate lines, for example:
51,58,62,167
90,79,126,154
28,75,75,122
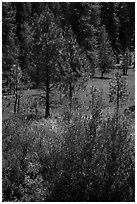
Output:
3,2,135,93
2,2,135,202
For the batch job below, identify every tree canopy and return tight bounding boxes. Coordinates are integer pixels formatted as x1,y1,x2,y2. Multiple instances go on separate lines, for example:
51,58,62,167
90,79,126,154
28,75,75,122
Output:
2,2,135,95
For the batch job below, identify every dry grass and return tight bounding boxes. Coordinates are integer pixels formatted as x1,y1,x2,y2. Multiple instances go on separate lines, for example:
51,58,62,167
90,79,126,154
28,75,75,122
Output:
2,69,135,121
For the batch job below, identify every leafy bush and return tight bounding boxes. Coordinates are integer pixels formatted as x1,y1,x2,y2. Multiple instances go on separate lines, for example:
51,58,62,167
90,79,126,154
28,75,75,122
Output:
47,112,134,202
3,108,134,201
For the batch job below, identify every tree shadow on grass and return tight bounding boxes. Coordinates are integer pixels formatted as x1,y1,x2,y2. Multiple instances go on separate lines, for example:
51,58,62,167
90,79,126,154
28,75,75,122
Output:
93,76,111,80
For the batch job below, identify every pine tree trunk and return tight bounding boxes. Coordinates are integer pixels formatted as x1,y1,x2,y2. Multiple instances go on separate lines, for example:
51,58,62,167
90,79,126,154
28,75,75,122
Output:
14,73,18,113
69,81,72,109
10,67,12,91
17,94,20,113
101,70,104,79
116,55,120,64
60,90,62,103
114,51,119,64
125,66,128,75
123,66,125,75
35,68,39,89
14,93,18,113
123,66,128,76
116,80,120,125
123,64,125,75
45,66,50,118
35,100,38,116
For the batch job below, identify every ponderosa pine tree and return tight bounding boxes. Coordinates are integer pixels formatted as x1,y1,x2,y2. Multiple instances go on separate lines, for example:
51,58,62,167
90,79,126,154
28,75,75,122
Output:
118,2,135,52
79,2,100,76
57,2,101,77
11,3,30,73
11,64,22,113
100,3,121,59
2,3,20,92
122,48,130,76
109,72,128,123
100,2,135,54
30,5,66,118
2,3,24,113
98,25,115,79
59,26,91,109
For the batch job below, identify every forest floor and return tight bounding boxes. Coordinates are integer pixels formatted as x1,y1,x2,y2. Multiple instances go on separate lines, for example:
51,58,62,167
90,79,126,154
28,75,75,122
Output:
2,68,135,121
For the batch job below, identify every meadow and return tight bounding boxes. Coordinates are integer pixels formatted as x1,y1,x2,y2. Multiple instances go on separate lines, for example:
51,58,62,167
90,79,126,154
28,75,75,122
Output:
3,68,135,120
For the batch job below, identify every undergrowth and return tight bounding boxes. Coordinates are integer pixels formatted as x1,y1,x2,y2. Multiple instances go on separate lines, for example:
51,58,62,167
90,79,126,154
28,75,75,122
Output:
2,104,134,201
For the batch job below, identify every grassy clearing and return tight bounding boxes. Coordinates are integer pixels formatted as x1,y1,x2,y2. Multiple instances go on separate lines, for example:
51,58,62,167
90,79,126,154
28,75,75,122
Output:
2,69,135,121
80,68,135,108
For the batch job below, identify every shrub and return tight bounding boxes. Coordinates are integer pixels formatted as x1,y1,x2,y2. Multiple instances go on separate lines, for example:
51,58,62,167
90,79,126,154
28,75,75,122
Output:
47,112,134,202
3,107,134,201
